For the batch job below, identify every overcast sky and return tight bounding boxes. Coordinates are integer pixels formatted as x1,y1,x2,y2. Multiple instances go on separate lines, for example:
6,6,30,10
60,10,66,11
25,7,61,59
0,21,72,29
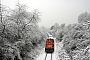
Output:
2,0,90,27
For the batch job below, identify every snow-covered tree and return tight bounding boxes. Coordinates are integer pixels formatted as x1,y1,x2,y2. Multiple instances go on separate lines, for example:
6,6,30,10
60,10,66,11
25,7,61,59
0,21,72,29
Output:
0,3,45,60
63,12,90,60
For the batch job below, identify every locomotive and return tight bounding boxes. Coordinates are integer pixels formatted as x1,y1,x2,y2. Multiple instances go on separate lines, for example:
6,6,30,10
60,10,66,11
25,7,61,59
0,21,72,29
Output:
45,35,54,53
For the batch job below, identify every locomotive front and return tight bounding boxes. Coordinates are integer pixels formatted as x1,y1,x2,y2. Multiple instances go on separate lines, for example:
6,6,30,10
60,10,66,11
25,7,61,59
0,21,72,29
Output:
45,35,54,53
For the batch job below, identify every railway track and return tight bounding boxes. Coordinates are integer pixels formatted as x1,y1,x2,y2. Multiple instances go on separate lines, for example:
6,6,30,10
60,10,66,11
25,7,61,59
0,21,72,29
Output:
44,53,52,60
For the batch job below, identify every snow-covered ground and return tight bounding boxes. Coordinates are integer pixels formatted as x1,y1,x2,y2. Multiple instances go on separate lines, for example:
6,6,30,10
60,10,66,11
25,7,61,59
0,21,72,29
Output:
36,38,58,60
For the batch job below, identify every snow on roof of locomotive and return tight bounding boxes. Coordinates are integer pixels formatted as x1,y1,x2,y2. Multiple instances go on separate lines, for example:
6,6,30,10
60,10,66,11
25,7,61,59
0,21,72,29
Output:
48,35,54,39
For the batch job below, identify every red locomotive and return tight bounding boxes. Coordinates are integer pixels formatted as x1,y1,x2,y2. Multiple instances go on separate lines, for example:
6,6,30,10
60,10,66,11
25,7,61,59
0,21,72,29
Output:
45,38,54,53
